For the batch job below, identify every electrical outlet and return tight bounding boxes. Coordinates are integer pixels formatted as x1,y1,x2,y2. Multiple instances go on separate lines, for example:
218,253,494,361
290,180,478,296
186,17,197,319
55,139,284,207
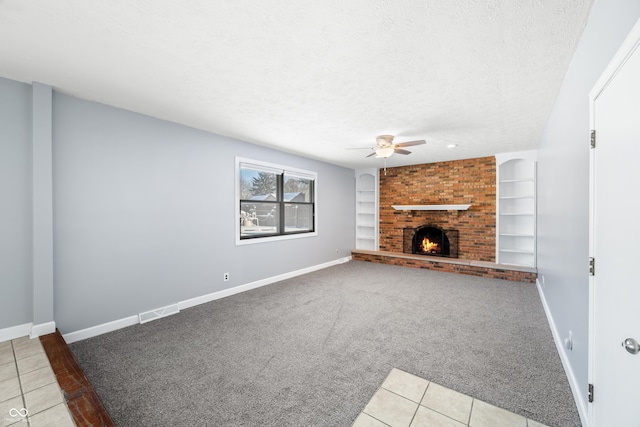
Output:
564,330,573,351
223,272,229,282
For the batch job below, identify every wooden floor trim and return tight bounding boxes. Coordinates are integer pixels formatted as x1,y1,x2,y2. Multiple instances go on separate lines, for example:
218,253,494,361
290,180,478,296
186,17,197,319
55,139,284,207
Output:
40,329,115,427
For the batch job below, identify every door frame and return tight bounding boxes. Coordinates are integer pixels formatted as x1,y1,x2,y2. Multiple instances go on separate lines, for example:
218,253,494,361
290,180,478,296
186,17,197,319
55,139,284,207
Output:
588,16,640,426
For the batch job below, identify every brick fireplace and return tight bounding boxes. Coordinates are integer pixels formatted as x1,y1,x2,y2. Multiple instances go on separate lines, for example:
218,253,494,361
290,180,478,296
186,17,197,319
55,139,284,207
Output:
379,156,496,262
352,156,537,282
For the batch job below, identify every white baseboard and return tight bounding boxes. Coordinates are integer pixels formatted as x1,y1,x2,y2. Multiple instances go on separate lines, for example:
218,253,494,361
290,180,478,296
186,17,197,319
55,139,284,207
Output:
0,323,33,342
64,256,352,343
63,315,139,344
30,321,56,338
536,279,588,427
0,321,56,342
179,256,351,310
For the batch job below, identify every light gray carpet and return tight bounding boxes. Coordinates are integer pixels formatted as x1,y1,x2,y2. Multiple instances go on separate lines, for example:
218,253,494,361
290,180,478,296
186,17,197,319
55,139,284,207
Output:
70,261,580,427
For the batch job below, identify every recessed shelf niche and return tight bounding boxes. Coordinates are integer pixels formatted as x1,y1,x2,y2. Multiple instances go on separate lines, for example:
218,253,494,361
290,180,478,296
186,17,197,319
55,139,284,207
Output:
355,169,379,250
496,151,537,267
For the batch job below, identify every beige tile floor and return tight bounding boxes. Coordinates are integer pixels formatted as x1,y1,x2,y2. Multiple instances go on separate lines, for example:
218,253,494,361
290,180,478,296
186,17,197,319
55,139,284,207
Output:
353,368,550,427
0,337,75,427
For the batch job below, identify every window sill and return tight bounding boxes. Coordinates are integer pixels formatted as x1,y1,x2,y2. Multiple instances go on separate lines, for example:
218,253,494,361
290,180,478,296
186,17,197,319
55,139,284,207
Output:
236,231,318,246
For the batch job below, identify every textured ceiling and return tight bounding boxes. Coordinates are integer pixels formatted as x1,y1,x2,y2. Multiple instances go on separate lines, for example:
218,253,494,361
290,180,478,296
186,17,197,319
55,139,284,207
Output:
0,0,593,169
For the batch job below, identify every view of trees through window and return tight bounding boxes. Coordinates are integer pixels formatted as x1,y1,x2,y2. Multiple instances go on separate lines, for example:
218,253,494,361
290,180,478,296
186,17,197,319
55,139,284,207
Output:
239,164,315,239
239,172,276,199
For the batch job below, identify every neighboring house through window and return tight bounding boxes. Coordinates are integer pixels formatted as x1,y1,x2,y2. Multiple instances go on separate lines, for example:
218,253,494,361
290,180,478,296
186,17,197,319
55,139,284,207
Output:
236,158,317,244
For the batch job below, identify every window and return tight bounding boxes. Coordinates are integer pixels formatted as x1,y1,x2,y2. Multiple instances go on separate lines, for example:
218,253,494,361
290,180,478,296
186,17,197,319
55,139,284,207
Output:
236,158,316,243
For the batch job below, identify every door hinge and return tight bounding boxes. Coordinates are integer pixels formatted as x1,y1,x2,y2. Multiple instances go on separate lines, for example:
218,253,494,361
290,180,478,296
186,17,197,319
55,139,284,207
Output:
589,383,594,403
590,129,596,148
589,257,595,276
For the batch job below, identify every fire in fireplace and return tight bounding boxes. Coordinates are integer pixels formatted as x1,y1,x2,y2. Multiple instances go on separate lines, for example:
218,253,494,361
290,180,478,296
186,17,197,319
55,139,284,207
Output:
420,236,441,254
404,225,459,258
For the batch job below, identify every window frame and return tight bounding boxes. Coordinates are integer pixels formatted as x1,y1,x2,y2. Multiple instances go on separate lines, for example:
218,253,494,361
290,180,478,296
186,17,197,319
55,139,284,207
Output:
235,157,317,245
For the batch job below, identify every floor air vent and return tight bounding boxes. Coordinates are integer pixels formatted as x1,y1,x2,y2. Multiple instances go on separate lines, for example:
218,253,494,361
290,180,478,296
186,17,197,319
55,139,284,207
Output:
139,304,180,324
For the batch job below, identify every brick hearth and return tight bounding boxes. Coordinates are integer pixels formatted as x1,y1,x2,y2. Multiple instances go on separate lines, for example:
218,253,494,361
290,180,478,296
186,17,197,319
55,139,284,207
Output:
352,249,537,283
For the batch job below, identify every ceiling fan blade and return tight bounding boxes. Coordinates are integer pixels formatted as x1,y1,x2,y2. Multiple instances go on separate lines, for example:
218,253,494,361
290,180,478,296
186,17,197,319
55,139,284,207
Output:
395,149,412,155
395,139,426,148
366,151,377,158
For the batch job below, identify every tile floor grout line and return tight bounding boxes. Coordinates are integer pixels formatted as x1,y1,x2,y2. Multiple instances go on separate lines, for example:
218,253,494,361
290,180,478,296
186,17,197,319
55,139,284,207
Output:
365,412,392,427
406,384,430,427
380,379,474,427
420,380,474,427
419,403,471,426
376,385,425,427
19,371,56,394
407,401,420,427
12,341,27,399
380,385,425,405
467,397,475,426
360,387,393,427
11,339,30,426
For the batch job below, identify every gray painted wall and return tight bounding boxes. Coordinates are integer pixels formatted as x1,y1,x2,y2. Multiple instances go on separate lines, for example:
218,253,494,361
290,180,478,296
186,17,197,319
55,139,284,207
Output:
0,77,33,328
51,93,355,333
0,77,354,334
537,0,640,411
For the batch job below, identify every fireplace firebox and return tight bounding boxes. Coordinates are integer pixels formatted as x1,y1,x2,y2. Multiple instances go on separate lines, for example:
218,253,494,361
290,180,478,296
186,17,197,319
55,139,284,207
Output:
403,225,459,258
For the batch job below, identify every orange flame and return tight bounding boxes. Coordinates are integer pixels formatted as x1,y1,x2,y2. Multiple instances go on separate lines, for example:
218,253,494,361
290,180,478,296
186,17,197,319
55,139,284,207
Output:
422,237,438,253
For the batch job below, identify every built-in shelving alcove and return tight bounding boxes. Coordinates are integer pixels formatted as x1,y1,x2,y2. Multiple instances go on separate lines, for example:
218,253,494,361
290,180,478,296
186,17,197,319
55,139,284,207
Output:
495,151,537,267
355,168,379,250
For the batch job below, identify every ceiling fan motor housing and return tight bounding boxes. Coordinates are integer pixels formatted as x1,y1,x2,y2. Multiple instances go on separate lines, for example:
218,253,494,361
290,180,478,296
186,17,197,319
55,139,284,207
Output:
376,135,395,147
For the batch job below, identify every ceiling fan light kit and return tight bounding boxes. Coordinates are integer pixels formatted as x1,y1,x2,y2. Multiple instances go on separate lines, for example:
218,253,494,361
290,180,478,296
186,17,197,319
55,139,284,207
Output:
375,147,395,158
348,134,427,173
371,135,426,158
354,134,428,174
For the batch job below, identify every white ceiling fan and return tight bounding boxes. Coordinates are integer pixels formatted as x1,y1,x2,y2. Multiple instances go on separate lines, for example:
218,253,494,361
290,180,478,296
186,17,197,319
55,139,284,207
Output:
364,135,427,158
351,135,427,173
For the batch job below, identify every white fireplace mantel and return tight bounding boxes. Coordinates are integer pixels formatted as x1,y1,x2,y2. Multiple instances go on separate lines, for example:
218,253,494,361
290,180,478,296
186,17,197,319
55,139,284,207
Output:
391,204,471,211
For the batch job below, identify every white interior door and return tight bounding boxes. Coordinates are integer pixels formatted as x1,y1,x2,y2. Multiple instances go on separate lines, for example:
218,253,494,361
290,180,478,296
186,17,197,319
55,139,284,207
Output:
589,18,640,427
